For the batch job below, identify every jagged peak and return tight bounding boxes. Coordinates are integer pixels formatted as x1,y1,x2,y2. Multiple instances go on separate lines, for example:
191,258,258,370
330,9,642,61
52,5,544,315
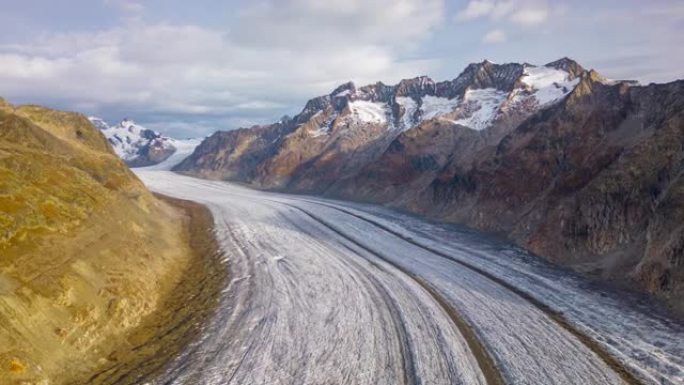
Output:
398,75,435,86
296,58,592,124
545,57,586,79
394,75,436,97
331,81,356,98
448,60,526,96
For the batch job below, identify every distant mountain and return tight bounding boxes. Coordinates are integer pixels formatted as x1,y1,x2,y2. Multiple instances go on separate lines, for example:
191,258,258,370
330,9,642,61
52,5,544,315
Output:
175,58,684,311
175,58,589,189
89,117,198,168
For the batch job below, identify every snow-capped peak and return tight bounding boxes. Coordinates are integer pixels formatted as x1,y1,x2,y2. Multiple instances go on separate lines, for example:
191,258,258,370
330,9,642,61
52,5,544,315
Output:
298,58,588,135
88,116,110,130
89,117,178,166
520,65,580,106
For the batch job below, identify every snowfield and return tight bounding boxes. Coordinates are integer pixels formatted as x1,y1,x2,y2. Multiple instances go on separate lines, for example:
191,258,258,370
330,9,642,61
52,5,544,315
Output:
136,170,684,385
395,96,418,130
521,66,580,106
420,95,461,122
453,88,508,130
348,100,388,124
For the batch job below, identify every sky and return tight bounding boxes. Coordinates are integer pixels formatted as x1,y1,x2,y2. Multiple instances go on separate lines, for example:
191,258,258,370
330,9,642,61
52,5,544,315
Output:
0,0,682,137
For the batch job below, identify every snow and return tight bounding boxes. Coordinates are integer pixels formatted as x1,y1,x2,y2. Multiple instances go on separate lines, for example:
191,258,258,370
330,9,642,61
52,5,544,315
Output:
137,138,202,171
348,100,388,124
521,66,580,106
453,88,508,131
89,117,175,161
334,89,352,98
134,169,684,385
307,111,336,138
420,95,460,121
395,96,418,130
307,198,684,385
309,125,331,138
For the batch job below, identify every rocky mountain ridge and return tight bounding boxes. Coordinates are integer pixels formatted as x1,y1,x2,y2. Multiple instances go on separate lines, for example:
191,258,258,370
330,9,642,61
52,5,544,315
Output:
176,58,585,189
174,58,684,312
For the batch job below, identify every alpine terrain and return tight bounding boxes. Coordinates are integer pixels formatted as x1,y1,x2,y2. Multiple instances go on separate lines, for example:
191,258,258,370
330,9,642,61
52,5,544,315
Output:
90,117,201,168
0,100,223,384
175,58,684,313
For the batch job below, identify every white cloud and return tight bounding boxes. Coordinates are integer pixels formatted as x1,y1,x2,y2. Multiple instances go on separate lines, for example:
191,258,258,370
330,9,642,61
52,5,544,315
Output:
105,0,144,14
456,0,548,26
457,0,496,20
482,29,507,44
235,0,445,49
509,6,548,26
0,0,445,136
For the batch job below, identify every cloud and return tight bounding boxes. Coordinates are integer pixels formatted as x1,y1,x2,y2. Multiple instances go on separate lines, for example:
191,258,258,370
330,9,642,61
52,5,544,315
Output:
456,0,497,20
105,0,144,14
234,0,445,49
482,29,507,44
509,7,548,26
0,0,445,137
456,0,548,26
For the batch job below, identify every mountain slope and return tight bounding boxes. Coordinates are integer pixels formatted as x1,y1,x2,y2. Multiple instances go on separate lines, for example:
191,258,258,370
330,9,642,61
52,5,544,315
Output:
176,58,684,311
0,101,211,383
340,71,684,307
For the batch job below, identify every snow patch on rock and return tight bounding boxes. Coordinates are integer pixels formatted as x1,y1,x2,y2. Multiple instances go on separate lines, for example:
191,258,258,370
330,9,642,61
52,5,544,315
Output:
420,95,461,121
348,100,388,124
522,66,580,106
453,88,508,131
395,96,418,130
90,117,174,161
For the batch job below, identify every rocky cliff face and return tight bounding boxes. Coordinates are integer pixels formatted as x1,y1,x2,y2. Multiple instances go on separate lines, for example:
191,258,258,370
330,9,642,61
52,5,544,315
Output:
176,58,684,310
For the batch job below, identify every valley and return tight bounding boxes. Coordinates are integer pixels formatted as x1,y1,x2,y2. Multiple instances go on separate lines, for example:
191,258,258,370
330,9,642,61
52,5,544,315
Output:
2,2,682,384
136,170,684,385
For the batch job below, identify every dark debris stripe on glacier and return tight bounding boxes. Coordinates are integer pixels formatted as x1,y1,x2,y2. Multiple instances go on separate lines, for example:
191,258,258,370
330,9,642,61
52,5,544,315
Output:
135,170,684,385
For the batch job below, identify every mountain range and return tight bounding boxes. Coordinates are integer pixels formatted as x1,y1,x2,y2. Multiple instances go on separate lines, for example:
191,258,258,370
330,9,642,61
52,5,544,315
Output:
89,117,197,168
174,58,684,311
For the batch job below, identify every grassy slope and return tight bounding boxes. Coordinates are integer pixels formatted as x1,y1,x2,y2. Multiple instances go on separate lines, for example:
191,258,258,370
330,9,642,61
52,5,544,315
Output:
0,101,204,384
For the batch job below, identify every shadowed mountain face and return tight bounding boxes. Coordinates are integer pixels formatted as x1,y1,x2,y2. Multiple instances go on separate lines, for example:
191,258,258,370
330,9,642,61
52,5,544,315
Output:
175,58,684,310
